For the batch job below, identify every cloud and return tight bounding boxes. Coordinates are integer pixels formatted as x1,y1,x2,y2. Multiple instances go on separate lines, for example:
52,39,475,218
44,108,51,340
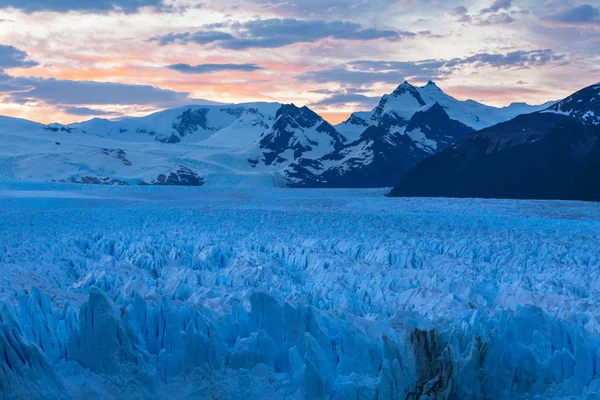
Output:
0,0,168,13
454,1,514,25
250,0,399,19
418,31,445,39
150,18,414,49
300,50,566,86
300,59,449,85
167,63,265,74
59,106,112,116
301,67,407,85
481,0,512,13
478,12,514,25
149,31,234,46
3,76,191,107
312,91,379,109
0,45,38,71
451,6,468,15
542,4,600,25
476,0,514,24
447,49,566,68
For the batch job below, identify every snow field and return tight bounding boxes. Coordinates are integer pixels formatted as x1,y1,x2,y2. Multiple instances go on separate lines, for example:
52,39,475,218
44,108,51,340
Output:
0,187,600,399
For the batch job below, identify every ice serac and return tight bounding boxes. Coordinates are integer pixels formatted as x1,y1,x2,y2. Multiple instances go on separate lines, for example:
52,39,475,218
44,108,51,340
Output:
2,189,600,398
3,287,600,399
245,103,345,168
283,101,474,188
390,82,600,200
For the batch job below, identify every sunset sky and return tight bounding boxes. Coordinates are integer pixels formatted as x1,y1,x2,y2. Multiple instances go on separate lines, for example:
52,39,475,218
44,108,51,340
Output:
0,0,598,125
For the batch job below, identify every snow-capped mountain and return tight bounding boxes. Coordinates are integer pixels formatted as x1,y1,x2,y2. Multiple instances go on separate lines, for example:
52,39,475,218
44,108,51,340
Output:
245,104,346,168
389,83,600,201
337,81,554,137
0,82,564,188
281,81,554,188
68,103,281,145
0,102,345,187
283,102,474,187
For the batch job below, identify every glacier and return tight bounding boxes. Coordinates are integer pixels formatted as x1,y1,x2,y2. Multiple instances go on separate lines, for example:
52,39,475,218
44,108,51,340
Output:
1,184,600,399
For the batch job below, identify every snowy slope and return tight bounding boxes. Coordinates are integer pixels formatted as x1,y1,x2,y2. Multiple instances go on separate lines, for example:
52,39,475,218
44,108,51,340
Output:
68,102,281,144
1,186,600,398
0,104,290,187
0,116,210,185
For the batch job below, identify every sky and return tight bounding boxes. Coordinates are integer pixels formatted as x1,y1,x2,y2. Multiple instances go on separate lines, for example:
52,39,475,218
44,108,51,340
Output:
0,0,598,125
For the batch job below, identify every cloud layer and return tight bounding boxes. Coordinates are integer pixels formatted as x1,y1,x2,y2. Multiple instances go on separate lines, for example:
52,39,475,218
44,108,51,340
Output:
167,63,264,74
0,0,167,13
301,50,566,86
2,76,191,107
0,0,596,122
150,18,413,49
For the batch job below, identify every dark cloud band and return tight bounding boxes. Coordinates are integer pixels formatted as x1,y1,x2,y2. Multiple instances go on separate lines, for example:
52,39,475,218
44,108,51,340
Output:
167,63,264,74
0,45,38,70
300,50,566,86
0,0,167,13
1,76,191,107
150,18,414,50
543,4,600,26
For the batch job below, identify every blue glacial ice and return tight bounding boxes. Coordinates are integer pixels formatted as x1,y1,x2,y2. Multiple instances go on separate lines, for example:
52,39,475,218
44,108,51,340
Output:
1,185,600,399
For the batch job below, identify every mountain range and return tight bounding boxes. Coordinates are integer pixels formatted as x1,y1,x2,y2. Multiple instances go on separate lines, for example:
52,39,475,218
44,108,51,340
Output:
389,82,600,201
0,81,555,189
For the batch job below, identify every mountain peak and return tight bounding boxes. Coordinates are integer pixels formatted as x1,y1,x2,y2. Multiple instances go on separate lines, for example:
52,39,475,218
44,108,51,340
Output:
275,103,302,118
542,82,600,126
275,103,324,129
392,81,416,95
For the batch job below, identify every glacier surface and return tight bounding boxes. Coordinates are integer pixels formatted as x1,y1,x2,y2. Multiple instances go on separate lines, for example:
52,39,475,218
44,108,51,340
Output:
0,184,600,399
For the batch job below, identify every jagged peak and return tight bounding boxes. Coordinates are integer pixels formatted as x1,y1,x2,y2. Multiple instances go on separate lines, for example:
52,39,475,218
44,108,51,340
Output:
392,81,417,95
275,103,302,118
273,103,324,130
423,80,442,91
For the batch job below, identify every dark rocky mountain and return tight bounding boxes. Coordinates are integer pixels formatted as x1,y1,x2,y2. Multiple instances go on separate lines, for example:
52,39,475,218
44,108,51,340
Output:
543,83,600,126
142,166,205,186
389,83,600,201
247,104,345,167
283,102,474,188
